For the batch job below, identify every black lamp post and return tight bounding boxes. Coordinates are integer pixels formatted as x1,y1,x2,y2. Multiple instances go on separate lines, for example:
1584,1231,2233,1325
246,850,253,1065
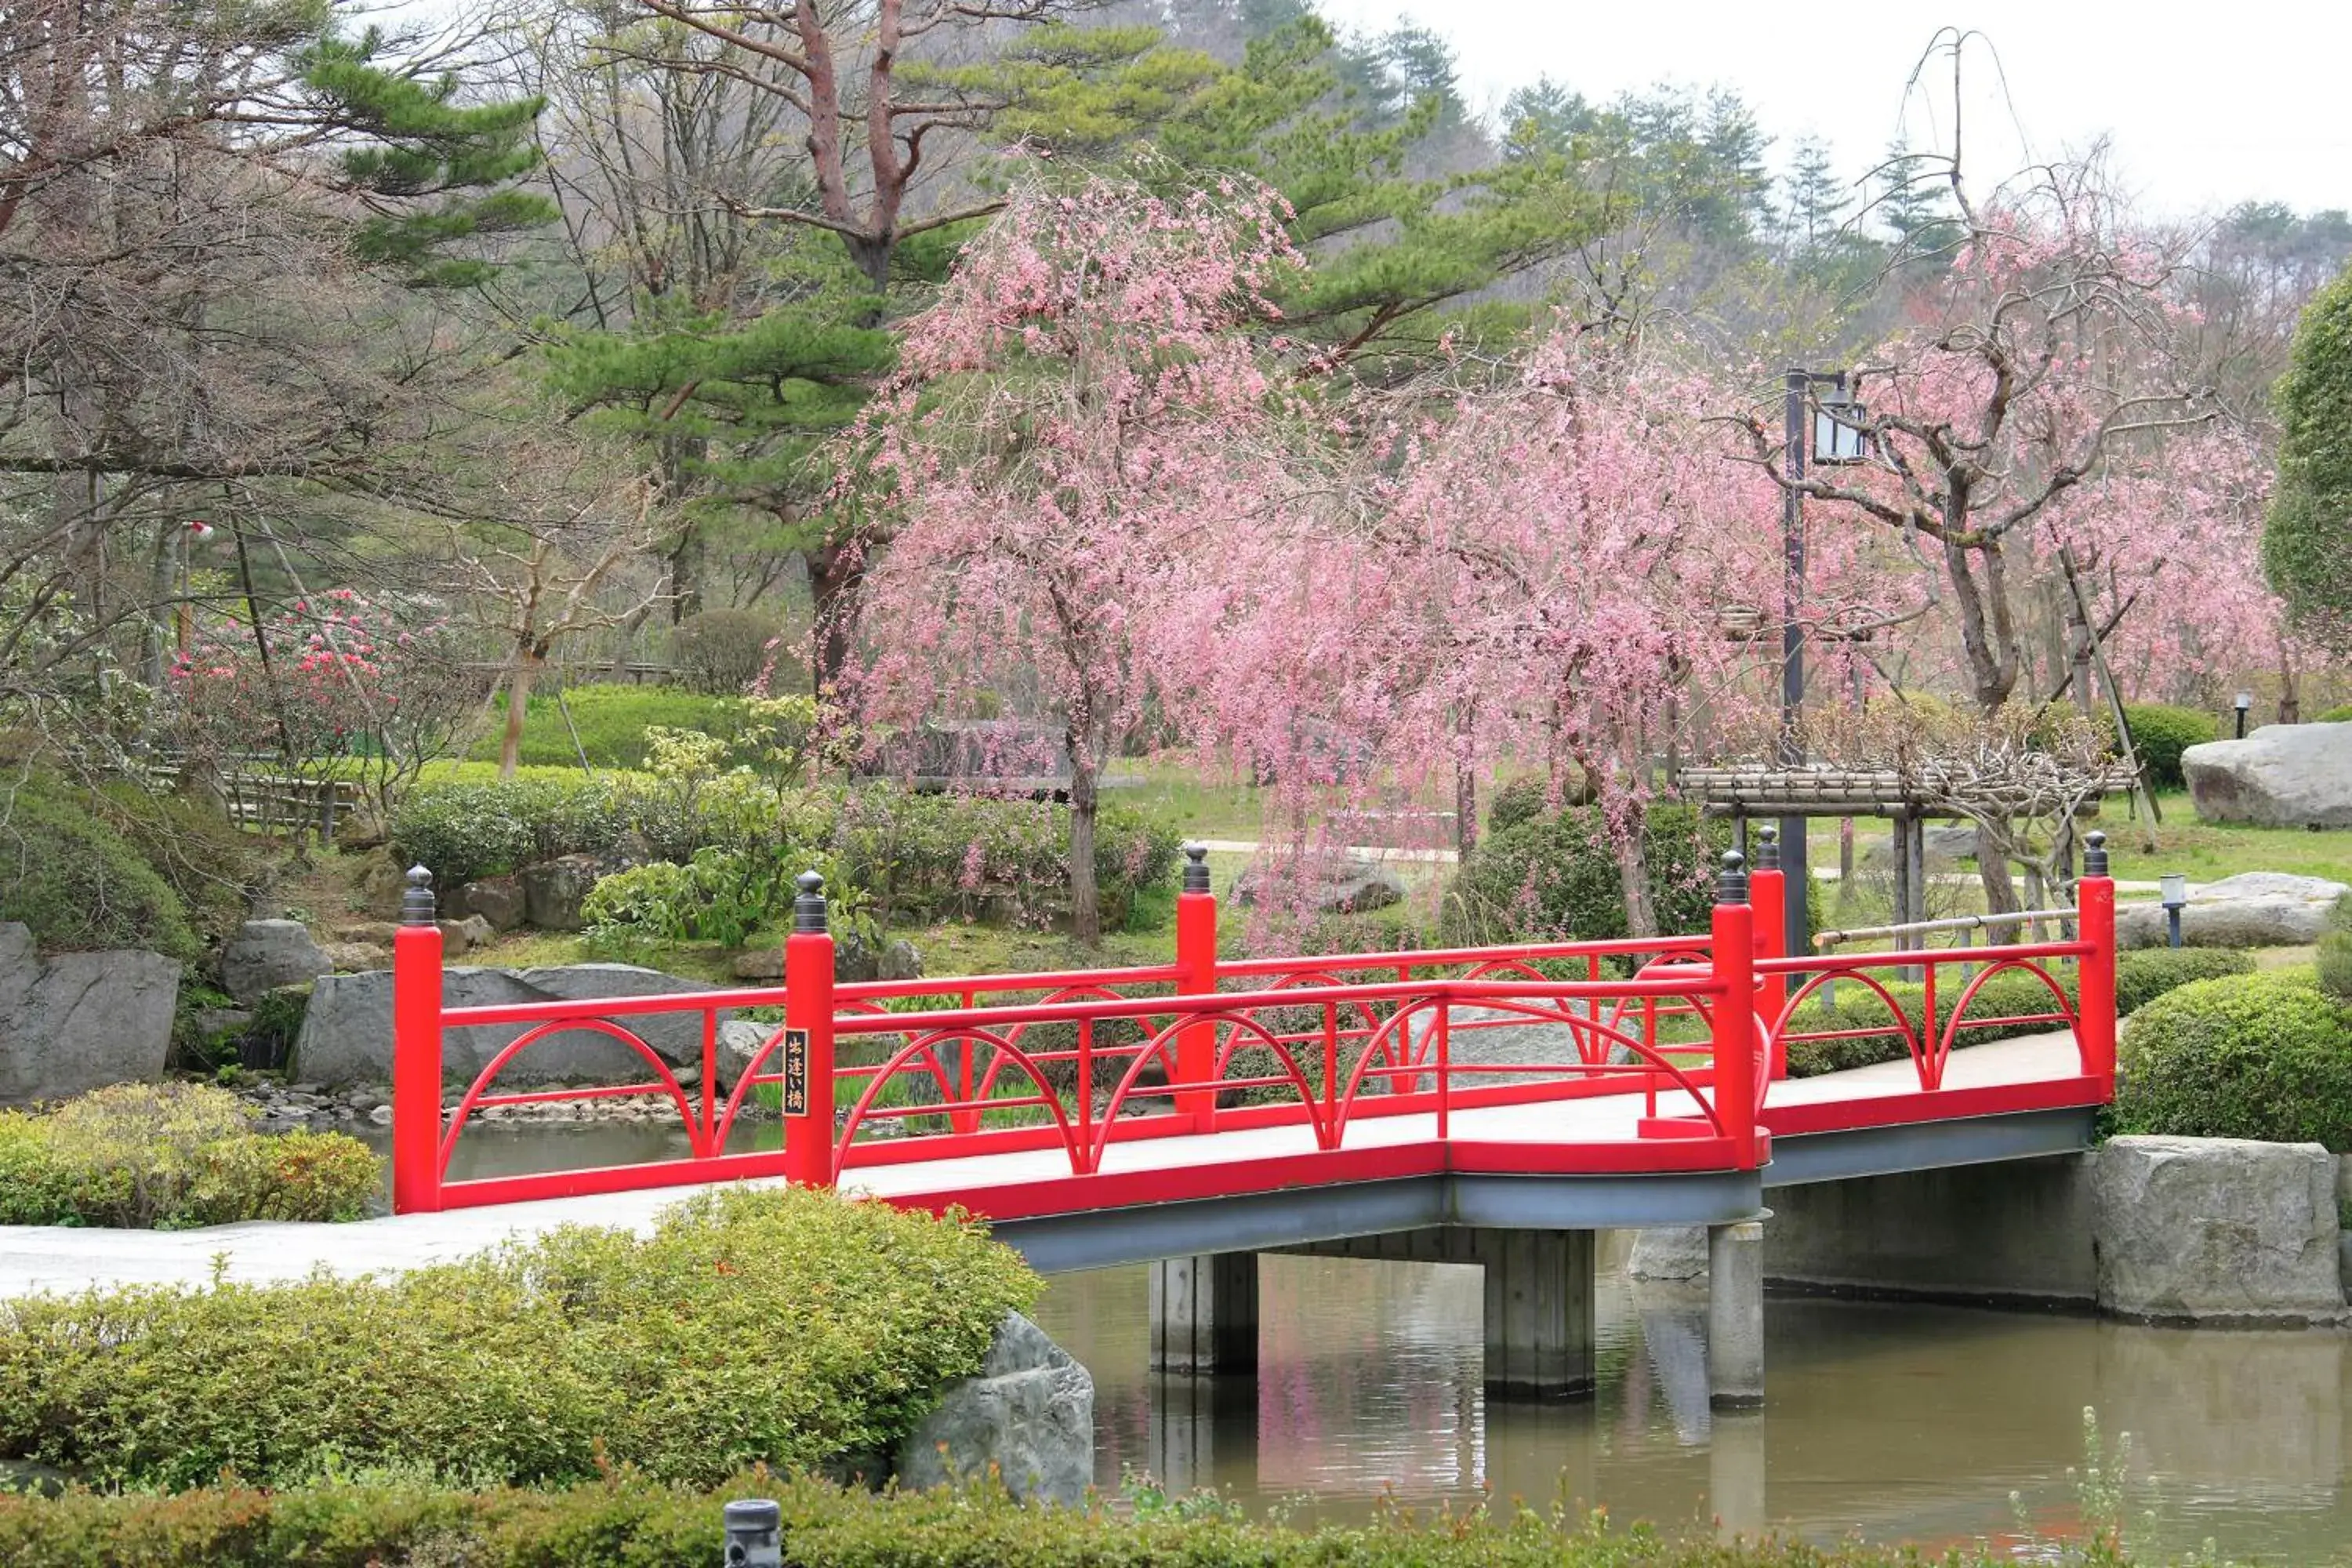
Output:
2234,691,2252,739
1780,369,1871,958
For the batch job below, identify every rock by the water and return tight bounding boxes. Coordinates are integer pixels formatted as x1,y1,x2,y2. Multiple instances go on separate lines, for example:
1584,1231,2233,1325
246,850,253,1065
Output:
714,1018,782,1093
0,924,178,1101
880,938,925,982
452,874,526,931
1625,1225,1711,1281
293,962,723,1087
2117,871,2348,949
2090,1135,2342,1323
218,919,330,1004
322,940,391,974
895,1311,1094,1507
522,855,605,932
2183,723,2352,829
731,946,783,982
193,1007,254,1041
1233,852,1406,914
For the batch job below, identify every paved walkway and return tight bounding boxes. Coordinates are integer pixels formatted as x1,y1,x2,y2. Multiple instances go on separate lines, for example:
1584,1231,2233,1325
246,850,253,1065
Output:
0,1033,2085,1301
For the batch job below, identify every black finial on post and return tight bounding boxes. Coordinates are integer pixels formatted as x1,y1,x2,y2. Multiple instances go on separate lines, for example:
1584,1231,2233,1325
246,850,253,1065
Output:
1182,841,1210,895
793,870,828,933
1717,848,1750,905
2082,831,2109,878
401,866,437,927
1753,824,1780,871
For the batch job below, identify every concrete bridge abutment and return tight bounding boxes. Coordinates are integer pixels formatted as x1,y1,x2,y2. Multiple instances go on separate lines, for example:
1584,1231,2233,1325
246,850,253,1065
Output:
1146,1228,1599,1400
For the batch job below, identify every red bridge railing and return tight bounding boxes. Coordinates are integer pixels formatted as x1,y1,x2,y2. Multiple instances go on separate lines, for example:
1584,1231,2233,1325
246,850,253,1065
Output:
387,831,2116,1214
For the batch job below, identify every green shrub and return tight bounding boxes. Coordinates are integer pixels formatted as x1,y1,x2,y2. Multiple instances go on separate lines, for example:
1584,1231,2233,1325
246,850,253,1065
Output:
2114,947,2256,1014
1438,803,1728,946
93,783,258,946
0,1186,1035,1490
0,784,200,959
0,1468,2016,1568
2320,931,2352,1000
467,685,756,770
2318,704,2352,724
671,608,783,695
390,775,633,885
2118,702,2219,789
0,1083,378,1229
2114,970,2352,1148
243,983,312,1070
1485,775,1551,834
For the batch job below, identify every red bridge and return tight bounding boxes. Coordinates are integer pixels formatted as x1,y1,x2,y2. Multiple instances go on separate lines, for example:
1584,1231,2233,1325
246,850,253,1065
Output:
387,829,2118,1401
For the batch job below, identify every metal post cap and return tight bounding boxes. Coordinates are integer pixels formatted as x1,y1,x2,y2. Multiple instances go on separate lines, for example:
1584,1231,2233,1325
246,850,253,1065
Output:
1752,824,1780,870
400,865,437,927
722,1497,782,1568
1717,848,1750,905
2082,831,2109,878
1181,841,1210,894
793,870,828,933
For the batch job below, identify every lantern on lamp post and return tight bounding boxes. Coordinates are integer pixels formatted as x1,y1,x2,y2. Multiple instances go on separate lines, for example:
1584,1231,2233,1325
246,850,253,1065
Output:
2234,691,2252,739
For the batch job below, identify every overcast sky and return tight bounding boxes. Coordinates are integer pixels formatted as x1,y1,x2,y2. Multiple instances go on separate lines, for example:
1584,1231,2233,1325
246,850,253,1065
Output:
1313,1,2350,220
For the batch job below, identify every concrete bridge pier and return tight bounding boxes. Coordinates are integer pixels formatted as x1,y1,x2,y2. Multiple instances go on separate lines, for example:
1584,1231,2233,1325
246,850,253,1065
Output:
1706,1218,1766,1408
1151,1229,1599,1400
1145,1372,1256,1497
1149,1252,1259,1374
1709,1409,1767,1541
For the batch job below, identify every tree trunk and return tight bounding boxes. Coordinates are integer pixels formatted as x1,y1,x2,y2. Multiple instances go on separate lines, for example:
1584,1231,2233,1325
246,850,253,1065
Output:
1068,753,1101,947
1613,824,1658,938
499,658,539,779
1453,702,1478,857
807,537,860,697
1973,818,2021,941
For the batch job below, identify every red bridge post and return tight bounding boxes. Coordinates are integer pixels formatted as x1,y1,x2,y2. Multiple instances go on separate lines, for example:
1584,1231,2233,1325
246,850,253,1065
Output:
783,870,838,1188
1710,851,1761,1170
2078,831,2117,1094
391,866,445,1214
1749,826,1789,1080
1175,844,1219,1132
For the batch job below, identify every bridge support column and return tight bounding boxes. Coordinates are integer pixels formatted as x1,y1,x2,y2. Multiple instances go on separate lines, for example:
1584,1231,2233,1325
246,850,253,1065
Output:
1149,1252,1258,1374
1710,1408,1767,1541
1707,1218,1766,1408
1145,1372,1255,1497
1482,1229,1595,1400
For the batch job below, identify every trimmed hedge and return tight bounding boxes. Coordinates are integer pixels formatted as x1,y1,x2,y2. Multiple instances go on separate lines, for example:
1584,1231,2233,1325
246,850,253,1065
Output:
1439,803,1730,946
0,1083,376,1229
2118,702,2218,789
1782,948,2249,1079
2320,890,2352,1002
468,685,758,770
2114,970,2352,1149
0,1470,2034,1568
0,1186,1036,1490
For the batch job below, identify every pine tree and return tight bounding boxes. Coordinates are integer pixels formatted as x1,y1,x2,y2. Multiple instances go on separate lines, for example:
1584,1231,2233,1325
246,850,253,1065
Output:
1873,146,1965,261
2265,261,2352,650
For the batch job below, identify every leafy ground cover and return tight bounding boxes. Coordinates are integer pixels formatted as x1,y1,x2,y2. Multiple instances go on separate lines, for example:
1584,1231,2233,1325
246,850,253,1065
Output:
0,1084,377,1229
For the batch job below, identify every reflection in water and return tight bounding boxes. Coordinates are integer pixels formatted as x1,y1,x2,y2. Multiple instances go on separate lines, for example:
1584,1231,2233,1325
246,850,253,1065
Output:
1033,1249,2352,1562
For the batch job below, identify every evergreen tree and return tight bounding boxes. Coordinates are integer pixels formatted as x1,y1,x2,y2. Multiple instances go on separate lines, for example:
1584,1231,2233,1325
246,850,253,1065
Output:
2265,261,2352,650
1872,146,1965,261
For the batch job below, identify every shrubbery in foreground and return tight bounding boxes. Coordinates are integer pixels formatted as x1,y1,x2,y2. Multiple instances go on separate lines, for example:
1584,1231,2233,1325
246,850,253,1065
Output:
0,1083,376,1229
0,1470,2093,1568
0,1186,1036,1491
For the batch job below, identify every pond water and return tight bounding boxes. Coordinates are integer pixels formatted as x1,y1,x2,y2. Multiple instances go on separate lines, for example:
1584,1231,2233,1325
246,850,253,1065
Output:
1043,1248,2352,1562
360,1128,2352,1562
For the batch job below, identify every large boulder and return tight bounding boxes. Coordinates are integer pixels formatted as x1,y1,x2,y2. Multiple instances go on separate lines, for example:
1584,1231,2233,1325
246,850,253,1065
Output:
1232,852,1405,915
895,1311,1094,1507
2090,1136,2343,1323
293,962,724,1087
521,855,605,932
0,924,179,1102
2117,871,2349,949
1625,1225,1711,1281
217,919,330,1004
2183,723,2352,829
450,874,526,931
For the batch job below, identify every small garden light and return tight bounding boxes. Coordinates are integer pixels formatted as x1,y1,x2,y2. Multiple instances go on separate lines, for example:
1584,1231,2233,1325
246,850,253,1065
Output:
2160,873,2189,949
2234,691,2252,739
